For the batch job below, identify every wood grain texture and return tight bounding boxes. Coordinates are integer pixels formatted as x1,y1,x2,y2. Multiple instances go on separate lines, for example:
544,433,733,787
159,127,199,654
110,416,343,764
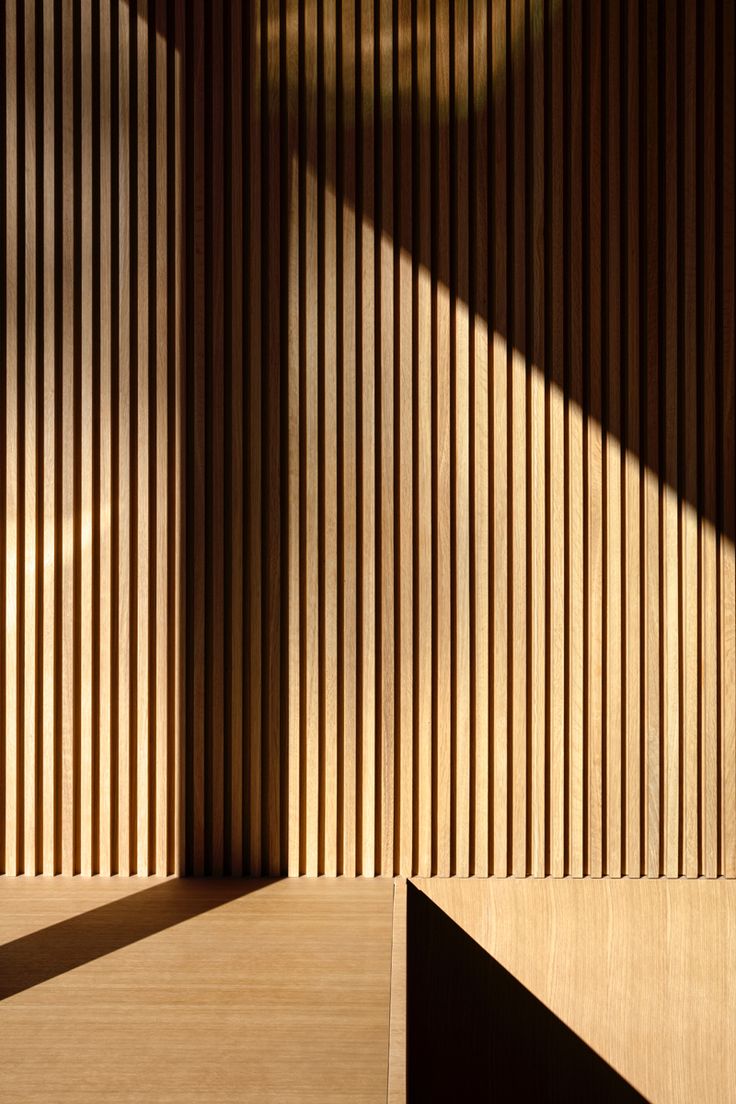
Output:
0,875,394,1103
1,0,735,878
414,876,736,1103
1,0,181,875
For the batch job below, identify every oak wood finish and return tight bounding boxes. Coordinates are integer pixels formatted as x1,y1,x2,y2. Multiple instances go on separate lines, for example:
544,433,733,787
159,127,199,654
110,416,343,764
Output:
413,876,736,1103
1,0,735,878
0,875,394,1102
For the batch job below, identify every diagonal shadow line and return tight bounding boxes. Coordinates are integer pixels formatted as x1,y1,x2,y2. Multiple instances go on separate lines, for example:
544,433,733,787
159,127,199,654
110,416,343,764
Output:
0,878,274,1002
407,882,649,1103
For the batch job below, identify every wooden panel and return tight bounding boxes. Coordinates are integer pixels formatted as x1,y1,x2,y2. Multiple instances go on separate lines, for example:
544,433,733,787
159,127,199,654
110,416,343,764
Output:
1,0,735,878
413,876,736,1103
244,0,736,878
1,0,182,875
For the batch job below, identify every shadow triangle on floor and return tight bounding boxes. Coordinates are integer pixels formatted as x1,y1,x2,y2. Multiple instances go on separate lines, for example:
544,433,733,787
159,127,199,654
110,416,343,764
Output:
0,879,273,1002
406,882,649,1103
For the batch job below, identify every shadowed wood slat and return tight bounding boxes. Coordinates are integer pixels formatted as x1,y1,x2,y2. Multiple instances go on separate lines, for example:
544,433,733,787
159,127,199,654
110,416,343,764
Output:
5,0,19,878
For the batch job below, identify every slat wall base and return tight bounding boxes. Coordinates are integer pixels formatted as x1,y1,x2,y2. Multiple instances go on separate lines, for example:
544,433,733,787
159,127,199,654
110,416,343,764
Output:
2,1,735,877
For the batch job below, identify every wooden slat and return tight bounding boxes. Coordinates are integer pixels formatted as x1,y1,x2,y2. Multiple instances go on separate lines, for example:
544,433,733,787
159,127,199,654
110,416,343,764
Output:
304,0,319,877
80,0,94,877
586,0,603,879
360,0,376,878
397,0,413,877
472,0,489,879
416,0,432,879
721,0,736,879
41,0,56,876
700,0,718,879
434,0,451,879
378,0,395,878
452,0,470,879
529,0,545,879
116,0,132,878
548,0,565,878
490,0,508,878
286,1,300,878
264,0,281,878
155,0,168,877
567,0,584,878
662,0,680,879
23,0,37,876
135,0,149,876
682,0,698,878
509,0,527,879
98,0,113,878
323,0,339,878
605,0,623,878
623,0,641,879
340,0,358,877
5,0,19,878
60,0,74,877
246,0,261,877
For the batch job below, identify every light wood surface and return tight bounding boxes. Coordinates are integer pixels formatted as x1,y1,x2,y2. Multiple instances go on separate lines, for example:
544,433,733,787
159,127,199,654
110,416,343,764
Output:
387,878,407,1104
0,876,394,1103
1,0,735,878
414,876,736,1104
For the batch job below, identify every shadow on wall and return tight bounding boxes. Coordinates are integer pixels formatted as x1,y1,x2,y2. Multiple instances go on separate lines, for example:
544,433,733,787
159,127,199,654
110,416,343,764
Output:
406,882,648,1102
1,0,734,877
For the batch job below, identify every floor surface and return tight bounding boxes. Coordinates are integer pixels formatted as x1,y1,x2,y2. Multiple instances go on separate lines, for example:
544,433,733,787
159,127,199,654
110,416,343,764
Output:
0,877,395,1103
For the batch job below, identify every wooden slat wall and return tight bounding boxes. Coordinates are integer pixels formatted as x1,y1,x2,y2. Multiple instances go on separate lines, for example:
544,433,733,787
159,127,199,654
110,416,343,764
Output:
1,0,183,875
2,0,735,878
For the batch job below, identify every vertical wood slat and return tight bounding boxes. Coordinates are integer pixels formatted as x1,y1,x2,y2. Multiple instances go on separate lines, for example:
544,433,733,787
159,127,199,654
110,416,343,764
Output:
491,0,508,879
721,0,736,880
453,0,470,879
5,0,19,878
323,0,339,879
548,0,566,878
41,0,56,876
397,0,413,878
623,0,642,879
22,0,36,876
1,0,734,879
286,0,300,877
434,0,451,880
1,0,182,876
340,0,357,878
98,0,112,876
529,0,546,880
471,0,489,880
378,0,394,877
416,0,433,880
80,0,93,878
662,0,680,879
682,0,699,879
605,0,623,878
